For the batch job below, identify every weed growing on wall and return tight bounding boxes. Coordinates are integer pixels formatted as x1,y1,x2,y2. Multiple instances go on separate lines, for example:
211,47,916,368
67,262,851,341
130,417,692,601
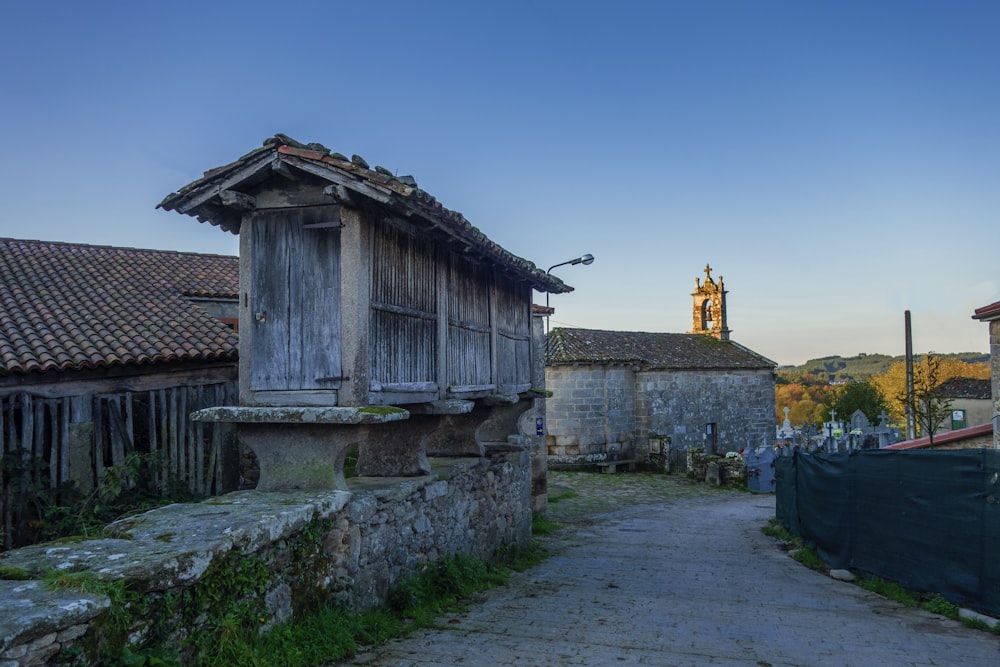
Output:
2,451,202,551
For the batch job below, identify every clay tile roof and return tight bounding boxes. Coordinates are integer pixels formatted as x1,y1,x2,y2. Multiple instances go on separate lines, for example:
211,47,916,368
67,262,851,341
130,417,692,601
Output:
973,300,1000,321
934,377,992,399
546,327,776,370
157,134,571,295
0,238,238,376
885,422,993,450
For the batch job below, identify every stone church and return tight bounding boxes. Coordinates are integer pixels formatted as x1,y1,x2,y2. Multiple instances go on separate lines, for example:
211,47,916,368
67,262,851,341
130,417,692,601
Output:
545,265,776,469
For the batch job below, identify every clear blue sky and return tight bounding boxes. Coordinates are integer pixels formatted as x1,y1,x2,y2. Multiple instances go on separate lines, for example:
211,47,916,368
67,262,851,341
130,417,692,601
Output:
1,1,996,366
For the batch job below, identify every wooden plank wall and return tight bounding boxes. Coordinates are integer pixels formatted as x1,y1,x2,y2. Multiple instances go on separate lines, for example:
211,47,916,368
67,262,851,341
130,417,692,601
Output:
495,276,532,390
448,254,492,389
370,222,437,386
0,381,237,550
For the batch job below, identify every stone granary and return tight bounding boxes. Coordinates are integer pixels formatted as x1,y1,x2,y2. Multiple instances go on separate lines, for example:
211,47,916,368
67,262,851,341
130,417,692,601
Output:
159,134,569,493
545,266,776,470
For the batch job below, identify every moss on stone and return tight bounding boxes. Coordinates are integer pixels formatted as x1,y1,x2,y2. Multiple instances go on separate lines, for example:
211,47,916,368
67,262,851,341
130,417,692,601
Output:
0,564,32,580
359,406,407,415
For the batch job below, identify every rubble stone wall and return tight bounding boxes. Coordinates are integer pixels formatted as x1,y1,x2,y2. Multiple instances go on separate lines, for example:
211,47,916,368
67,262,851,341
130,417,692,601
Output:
0,453,530,666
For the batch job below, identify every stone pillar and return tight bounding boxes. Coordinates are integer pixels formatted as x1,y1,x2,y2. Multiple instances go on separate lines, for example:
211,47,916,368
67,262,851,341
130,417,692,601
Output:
530,313,548,513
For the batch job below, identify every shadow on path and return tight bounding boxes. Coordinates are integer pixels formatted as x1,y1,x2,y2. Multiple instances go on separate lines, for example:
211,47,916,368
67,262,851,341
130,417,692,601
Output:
345,472,1000,666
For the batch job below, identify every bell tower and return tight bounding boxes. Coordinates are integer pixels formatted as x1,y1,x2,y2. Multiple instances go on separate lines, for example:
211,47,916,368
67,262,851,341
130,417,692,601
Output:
690,264,730,340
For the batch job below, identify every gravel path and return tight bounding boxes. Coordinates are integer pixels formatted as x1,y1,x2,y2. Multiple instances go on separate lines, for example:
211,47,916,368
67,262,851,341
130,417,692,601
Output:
343,471,1000,666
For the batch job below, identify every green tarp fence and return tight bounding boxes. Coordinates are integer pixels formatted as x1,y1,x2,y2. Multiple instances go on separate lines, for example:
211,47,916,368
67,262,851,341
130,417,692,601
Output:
775,449,1000,617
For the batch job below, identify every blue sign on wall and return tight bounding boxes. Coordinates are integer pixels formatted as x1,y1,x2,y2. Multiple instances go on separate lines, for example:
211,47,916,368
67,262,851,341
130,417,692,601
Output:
536,417,544,436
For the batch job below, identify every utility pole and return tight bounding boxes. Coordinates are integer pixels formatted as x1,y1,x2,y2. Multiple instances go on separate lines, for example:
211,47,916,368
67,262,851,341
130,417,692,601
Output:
904,310,916,440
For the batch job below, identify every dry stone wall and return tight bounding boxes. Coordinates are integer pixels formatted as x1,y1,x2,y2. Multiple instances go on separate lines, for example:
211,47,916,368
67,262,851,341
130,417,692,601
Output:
0,453,530,666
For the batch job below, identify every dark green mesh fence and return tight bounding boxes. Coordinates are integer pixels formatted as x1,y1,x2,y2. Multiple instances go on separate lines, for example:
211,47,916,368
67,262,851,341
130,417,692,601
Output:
776,449,1000,617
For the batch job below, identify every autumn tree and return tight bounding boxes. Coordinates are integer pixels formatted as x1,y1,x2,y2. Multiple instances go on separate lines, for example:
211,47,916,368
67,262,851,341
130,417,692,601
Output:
823,380,888,426
870,355,986,434
911,354,954,445
775,378,835,428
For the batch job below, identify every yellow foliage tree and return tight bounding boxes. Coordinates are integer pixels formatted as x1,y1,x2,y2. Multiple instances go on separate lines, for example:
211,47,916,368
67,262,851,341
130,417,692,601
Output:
775,382,836,427
870,357,990,426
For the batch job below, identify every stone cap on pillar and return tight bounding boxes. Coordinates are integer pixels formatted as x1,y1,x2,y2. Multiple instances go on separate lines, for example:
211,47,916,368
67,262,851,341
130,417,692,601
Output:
191,406,409,425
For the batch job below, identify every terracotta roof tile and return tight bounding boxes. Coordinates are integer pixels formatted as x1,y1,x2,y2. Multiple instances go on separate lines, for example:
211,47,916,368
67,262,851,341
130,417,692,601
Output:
546,327,775,370
0,238,238,376
886,422,993,450
158,134,571,295
973,300,1000,321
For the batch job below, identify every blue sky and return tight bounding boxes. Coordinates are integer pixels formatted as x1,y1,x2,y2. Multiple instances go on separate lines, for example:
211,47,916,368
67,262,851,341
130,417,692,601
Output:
1,1,996,366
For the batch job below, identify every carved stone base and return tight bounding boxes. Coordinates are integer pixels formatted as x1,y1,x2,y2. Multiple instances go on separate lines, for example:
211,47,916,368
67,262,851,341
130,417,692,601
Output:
238,423,362,492
355,421,431,477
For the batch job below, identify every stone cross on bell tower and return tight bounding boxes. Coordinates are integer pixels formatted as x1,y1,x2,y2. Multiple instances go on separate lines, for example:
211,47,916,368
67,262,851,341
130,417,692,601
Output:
690,264,731,340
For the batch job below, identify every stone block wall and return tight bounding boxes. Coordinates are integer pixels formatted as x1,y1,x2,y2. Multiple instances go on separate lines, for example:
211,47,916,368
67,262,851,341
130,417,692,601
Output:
544,365,636,464
0,453,530,666
636,368,775,465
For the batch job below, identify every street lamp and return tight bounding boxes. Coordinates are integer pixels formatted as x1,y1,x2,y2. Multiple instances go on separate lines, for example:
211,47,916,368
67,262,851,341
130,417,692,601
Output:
545,253,594,333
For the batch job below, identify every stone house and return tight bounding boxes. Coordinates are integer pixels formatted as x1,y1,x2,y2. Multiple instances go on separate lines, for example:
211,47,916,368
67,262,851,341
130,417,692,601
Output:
545,266,776,469
972,299,1000,448
934,377,992,432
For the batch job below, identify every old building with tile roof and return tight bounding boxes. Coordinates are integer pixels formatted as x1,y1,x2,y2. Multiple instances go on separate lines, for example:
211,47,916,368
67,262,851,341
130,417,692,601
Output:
0,239,241,530
0,238,238,385
545,281,775,471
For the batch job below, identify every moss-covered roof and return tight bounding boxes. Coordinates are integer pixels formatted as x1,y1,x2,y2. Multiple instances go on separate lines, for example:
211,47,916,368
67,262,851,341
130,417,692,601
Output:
546,327,775,371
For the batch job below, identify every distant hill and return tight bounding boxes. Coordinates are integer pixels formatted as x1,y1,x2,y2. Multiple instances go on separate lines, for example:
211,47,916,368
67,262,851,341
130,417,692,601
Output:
777,352,990,383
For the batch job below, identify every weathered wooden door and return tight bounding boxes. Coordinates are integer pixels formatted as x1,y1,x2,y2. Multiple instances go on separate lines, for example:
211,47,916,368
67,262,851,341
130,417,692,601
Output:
250,214,341,392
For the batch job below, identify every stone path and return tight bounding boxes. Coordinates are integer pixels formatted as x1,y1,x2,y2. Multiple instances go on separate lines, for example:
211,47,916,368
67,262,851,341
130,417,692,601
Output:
343,472,1000,666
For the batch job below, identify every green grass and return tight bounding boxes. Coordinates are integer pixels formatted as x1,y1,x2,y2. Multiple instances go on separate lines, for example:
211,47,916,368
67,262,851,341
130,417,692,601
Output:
791,547,826,572
922,594,960,619
531,513,562,536
857,576,920,607
761,519,793,542
116,545,552,666
547,489,579,504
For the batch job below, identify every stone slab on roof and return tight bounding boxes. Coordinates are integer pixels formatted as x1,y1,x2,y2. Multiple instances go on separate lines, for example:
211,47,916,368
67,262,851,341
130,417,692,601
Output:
0,238,238,376
546,327,776,370
935,377,991,399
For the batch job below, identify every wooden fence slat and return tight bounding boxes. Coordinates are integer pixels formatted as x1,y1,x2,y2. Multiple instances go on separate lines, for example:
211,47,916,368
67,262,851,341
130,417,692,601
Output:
59,398,70,488
93,396,104,482
124,391,134,453
32,401,42,491
158,389,169,482
168,388,179,483
107,397,126,469
19,393,32,459
177,387,191,488
48,399,58,489
1,397,10,550
148,390,159,487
